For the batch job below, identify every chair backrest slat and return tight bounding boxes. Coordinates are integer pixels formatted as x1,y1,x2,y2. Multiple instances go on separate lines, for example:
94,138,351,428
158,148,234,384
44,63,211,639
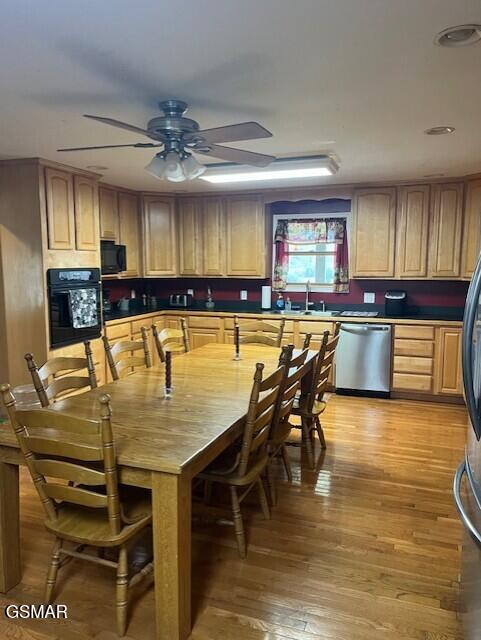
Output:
43,484,108,508
34,459,106,485
152,318,189,362
234,316,285,348
23,436,103,461
103,327,152,380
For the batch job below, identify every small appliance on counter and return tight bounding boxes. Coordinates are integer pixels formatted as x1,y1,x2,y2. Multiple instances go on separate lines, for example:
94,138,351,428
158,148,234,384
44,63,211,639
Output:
101,240,127,275
385,290,406,316
169,293,193,308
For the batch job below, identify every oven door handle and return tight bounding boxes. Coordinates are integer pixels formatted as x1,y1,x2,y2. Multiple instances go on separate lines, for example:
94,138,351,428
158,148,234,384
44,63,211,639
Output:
453,461,481,548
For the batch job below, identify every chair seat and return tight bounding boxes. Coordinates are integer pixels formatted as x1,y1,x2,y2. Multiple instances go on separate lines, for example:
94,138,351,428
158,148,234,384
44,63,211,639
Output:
44,486,152,547
292,396,327,418
199,453,269,487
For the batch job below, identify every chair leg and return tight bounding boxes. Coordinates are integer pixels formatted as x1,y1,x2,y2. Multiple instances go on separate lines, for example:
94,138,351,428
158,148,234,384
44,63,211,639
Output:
257,478,271,520
280,444,293,482
230,486,246,559
116,545,129,637
301,417,315,469
315,416,327,449
45,537,62,604
266,462,277,506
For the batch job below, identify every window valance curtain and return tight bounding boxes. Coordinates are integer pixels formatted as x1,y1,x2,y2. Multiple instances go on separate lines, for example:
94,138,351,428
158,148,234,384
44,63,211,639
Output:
273,217,349,293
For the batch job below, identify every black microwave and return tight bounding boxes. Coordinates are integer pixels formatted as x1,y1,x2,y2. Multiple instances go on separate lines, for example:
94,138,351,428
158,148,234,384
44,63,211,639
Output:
101,241,127,275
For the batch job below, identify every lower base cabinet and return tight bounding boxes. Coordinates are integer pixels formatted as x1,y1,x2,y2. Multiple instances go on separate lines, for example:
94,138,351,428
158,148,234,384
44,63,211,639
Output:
435,327,463,395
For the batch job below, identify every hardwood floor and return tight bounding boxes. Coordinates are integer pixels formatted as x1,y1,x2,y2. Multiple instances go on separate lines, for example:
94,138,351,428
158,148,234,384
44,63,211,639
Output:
0,396,466,639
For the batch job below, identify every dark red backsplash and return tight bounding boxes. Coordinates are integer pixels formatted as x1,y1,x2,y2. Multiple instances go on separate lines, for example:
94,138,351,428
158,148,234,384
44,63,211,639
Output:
104,277,468,308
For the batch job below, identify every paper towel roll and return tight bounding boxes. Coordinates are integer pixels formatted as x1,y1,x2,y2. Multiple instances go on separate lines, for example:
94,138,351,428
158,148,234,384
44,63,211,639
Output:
261,285,272,310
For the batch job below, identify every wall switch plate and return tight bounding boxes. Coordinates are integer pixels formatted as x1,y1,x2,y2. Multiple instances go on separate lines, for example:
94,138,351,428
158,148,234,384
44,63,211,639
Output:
364,292,375,304
187,289,194,296
240,290,248,300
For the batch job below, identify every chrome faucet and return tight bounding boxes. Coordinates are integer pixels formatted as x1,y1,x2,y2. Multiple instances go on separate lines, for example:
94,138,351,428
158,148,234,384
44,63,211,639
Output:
305,280,311,314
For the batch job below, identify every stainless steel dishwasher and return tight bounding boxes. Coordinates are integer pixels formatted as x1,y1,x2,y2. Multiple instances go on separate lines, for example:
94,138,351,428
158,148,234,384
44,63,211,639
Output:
335,323,392,397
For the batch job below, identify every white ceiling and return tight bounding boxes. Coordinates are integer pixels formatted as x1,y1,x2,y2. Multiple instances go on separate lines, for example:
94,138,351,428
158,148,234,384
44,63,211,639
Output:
1,0,481,192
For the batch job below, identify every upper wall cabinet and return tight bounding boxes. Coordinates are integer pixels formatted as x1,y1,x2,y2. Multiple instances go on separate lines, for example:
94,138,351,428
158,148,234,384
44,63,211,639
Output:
428,183,464,278
351,188,396,278
99,187,120,241
202,197,225,276
395,185,430,278
142,196,177,276
461,179,481,279
225,195,266,277
118,192,141,277
73,175,99,252
45,168,75,251
178,198,202,276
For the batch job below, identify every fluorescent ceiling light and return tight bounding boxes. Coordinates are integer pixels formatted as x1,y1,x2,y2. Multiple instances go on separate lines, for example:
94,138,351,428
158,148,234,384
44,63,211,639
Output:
200,156,338,184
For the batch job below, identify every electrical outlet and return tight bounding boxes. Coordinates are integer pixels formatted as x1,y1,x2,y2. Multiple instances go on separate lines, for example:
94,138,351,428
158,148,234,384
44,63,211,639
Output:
240,290,248,300
187,289,194,296
364,292,375,304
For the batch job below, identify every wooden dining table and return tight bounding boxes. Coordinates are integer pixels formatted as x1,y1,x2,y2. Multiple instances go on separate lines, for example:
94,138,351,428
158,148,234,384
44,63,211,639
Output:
0,343,317,640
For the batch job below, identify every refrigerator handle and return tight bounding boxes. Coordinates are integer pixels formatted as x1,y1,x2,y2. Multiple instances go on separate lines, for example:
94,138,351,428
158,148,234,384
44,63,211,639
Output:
453,461,481,548
462,251,481,440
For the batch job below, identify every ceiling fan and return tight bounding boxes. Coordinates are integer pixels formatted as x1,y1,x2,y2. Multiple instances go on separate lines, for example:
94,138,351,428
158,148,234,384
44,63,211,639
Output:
58,99,276,182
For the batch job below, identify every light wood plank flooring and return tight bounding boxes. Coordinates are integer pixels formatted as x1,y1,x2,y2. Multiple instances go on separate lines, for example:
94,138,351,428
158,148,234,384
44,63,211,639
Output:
0,396,466,639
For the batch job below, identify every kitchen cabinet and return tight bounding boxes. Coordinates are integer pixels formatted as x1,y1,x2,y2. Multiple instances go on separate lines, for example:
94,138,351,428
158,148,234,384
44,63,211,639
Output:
45,168,75,251
202,197,225,276
142,196,177,276
99,187,120,241
395,185,430,278
118,191,141,277
187,315,223,349
73,175,99,252
435,327,463,395
351,188,396,278
429,183,464,278
461,179,481,279
225,195,266,277
178,198,202,276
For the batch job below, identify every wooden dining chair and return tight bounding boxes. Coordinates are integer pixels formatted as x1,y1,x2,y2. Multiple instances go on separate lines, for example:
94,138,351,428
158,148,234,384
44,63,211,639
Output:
266,345,312,503
25,341,97,407
103,327,152,380
0,387,153,637
152,317,189,363
234,315,285,348
198,361,285,558
290,323,341,467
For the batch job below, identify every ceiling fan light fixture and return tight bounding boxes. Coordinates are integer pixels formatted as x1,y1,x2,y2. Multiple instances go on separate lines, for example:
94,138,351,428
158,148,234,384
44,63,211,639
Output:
182,154,206,180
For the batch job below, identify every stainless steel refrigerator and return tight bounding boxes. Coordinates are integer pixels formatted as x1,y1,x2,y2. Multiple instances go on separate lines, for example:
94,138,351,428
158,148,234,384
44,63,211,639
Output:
455,253,481,637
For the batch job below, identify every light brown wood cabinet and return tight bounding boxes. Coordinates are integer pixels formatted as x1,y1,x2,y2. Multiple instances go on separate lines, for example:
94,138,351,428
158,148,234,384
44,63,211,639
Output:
73,175,99,252
202,197,225,276
45,168,75,250
225,195,266,277
429,183,464,278
178,198,202,275
142,196,177,276
351,188,396,277
118,192,141,277
99,187,120,241
461,179,481,279
435,327,463,395
395,185,430,278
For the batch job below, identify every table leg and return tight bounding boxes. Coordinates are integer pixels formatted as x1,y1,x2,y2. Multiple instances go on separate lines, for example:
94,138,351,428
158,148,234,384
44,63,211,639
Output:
0,462,20,592
152,471,191,640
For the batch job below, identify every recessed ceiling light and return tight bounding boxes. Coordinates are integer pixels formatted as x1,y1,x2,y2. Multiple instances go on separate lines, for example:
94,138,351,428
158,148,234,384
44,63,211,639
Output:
86,165,108,170
424,126,455,136
200,156,338,184
435,24,481,47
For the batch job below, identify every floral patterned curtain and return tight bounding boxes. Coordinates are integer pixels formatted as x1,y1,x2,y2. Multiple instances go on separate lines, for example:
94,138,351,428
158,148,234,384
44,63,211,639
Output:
273,217,349,292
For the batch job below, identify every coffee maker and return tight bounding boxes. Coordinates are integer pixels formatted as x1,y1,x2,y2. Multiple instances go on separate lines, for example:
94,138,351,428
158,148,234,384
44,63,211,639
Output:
384,290,406,316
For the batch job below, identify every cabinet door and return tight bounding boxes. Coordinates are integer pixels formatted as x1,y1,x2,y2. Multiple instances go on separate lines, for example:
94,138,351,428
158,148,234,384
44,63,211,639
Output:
73,176,99,251
178,198,202,275
225,195,266,276
45,168,75,250
99,187,119,241
118,192,141,277
396,185,430,278
435,327,463,395
202,197,225,276
189,328,220,350
143,196,177,276
351,188,396,277
429,183,464,278
461,179,481,279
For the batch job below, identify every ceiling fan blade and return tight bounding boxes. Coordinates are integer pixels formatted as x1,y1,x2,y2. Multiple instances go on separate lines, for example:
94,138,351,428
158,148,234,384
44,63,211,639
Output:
196,144,275,167
57,142,162,152
194,122,272,145
84,114,156,139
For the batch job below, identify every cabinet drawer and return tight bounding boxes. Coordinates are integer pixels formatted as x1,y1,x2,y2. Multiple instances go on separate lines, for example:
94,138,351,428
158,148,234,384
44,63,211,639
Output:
106,322,131,340
394,339,434,357
224,316,294,332
298,321,333,335
392,373,432,392
187,315,222,329
395,325,435,340
393,355,433,375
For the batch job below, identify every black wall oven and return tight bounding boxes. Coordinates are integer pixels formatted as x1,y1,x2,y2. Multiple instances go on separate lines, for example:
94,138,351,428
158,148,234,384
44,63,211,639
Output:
47,268,102,349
